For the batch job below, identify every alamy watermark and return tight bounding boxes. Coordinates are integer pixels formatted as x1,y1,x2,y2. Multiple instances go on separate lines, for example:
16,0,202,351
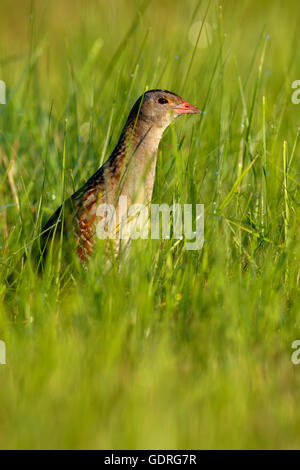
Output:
0,340,6,365
96,196,204,250
291,80,300,104
291,340,300,365
0,80,6,105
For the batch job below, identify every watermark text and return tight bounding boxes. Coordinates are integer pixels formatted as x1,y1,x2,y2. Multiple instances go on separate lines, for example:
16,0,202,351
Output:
0,340,6,365
96,197,204,250
291,80,300,104
0,80,6,105
291,340,300,365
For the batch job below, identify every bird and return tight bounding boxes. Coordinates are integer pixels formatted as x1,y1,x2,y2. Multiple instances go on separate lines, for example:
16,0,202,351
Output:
41,89,200,264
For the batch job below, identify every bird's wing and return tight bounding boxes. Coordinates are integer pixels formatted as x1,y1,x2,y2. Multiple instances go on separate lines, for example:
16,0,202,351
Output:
40,165,106,262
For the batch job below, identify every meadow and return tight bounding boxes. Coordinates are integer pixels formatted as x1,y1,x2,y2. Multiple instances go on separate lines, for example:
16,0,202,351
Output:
0,0,300,449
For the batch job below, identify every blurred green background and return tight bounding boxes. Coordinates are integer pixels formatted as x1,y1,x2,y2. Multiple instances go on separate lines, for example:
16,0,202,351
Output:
0,0,300,449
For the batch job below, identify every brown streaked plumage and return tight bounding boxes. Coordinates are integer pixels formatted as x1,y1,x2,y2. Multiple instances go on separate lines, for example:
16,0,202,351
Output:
41,89,200,262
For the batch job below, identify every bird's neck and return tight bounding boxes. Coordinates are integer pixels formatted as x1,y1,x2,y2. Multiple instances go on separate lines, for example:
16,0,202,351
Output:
123,115,167,160
109,118,167,205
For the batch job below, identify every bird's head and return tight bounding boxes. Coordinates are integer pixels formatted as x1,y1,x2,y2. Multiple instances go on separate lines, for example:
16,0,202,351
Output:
130,89,201,130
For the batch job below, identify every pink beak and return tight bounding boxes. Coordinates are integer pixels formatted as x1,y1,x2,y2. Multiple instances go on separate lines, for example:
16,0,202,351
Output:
174,100,201,115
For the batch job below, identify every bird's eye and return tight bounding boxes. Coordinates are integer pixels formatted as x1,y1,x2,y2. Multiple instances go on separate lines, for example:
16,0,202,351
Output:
158,97,168,104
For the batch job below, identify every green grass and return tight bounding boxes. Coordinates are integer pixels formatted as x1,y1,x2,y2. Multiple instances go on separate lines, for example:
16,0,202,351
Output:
1,0,300,449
